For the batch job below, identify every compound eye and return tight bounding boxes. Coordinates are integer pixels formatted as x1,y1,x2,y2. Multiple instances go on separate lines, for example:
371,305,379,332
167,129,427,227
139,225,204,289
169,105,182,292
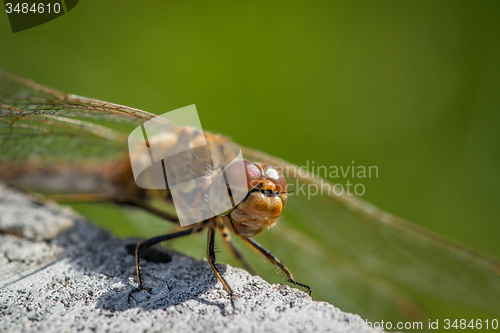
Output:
263,165,287,192
244,160,264,190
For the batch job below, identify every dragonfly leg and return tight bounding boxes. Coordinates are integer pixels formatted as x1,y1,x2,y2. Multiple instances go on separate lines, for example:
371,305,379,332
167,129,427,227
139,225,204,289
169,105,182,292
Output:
5,185,113,205
207,224,235,307
128,226,201,303
219,226,256,275
30,191,179,224
242,237,312,296
44,193,115,203
115,197,179,223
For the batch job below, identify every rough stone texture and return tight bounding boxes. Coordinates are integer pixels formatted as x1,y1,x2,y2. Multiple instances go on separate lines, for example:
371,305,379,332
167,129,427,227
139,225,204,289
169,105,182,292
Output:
0,184,384,333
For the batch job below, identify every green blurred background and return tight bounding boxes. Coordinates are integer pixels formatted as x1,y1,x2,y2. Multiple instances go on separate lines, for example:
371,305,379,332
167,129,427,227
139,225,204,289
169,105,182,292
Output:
1,0,499,328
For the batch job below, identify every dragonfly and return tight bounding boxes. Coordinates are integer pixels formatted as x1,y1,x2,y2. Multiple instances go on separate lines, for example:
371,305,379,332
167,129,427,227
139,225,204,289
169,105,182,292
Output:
1,70,499,325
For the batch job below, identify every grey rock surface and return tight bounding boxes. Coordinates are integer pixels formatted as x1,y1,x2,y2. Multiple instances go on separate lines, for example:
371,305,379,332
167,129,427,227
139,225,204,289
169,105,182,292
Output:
0,184,383,333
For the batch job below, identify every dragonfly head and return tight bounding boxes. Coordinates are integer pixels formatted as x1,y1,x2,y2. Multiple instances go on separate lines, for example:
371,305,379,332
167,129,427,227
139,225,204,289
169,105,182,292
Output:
225,161,288,237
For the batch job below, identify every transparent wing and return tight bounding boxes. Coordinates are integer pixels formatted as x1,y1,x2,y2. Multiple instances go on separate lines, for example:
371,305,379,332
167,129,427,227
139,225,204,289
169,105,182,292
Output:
0,70,161,179
0,70,156,121
0,70,231,196
242,147,500,324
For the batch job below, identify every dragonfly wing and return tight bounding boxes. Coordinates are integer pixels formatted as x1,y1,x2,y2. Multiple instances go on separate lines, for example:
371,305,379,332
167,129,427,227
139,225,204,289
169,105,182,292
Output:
242,147,500,322
0,70,157,122
0,70,157,193
0,70,160,162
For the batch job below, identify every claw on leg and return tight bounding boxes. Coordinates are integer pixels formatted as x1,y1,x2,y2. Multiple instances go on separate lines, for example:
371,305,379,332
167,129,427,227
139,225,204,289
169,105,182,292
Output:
242,236,312,296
